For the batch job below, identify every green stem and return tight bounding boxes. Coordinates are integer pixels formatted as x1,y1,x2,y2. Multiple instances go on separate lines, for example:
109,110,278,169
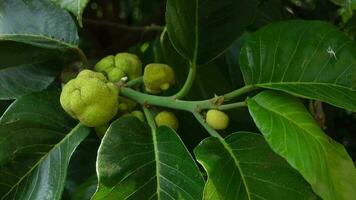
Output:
223,85,257,101
143,107,157,130
125,77,143,87
120,87,246,113
218,102,246,110
121,87,197,112
193,112,222,138
173,63,197,99
193,111,252,198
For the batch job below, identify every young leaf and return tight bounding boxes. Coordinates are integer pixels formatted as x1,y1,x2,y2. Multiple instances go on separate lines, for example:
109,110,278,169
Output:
0,91,90,199
93,117,204,200
50,0,90,27
194,132,317,200
0,0,79,49
247,90,356,200
166,0,257,65
240,20,356,111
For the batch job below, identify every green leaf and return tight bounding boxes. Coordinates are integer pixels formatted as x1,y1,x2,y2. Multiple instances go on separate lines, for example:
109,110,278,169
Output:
0,0,79,49
50,0,90,27
239,20,356,111
194,132,317,200
93,117,205,200
247,90,356,200
0,91,90,199
71,175,97,200
166,0,257,64
0,42,63,100
328,0,356,8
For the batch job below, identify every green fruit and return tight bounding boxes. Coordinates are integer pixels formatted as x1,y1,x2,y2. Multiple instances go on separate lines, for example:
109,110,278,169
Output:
131,110,145,122
155,111,178,130
94,55,115,73
107,68,125,82
115,53,142,80
60,70,119,127
143,63,175,94
117,97,137,113
206,109,229,130
94,53,142,82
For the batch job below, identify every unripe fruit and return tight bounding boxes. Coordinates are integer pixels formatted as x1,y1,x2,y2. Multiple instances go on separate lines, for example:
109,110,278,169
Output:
94,53,142,82
95,124,109,138
114,53,142,80
155,111,178,130
94,55,115,73
143,63,175,94
117,97,137,114
206,109,229,130
131,110,145,122
60,70,119,127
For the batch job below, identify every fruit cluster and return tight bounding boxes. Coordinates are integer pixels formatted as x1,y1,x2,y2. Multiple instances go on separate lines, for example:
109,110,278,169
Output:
60,52,229,137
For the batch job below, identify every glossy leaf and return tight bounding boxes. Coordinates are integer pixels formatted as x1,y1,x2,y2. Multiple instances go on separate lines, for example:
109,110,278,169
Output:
166,0,257,64
0,91,90,199
240,20,356,111
247,90,356,200
0,42,63,100
0,0,79,49
194,132,317,200
50,0,90,27
93,117,204,200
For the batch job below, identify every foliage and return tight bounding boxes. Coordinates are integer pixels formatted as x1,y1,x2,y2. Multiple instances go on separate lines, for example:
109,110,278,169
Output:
0,0,355,200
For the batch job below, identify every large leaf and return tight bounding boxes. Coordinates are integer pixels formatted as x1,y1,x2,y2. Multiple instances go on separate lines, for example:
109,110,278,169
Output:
247,90,356,200
0,91,90,199
0,0,79,49
240,20,356,111
166,0,257,64
194,132,317,200
93,117,205,200
50,0,90,27
0,42,64,100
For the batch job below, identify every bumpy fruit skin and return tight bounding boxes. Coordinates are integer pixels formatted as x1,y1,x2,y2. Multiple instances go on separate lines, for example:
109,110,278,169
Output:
94,53,142,82
60,70,119,127
143,63,175,94
155,111,178,130
206,109,229,130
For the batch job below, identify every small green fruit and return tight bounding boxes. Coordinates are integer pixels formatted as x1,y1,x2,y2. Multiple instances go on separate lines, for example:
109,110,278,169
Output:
206,109,229,130
131,110,145,122
94,53,142,82
143,63,175,94
114,53,142,80
94,55,115,73
155,111,178,130
107,68,125,82
60,70,119,127
117,97,137,114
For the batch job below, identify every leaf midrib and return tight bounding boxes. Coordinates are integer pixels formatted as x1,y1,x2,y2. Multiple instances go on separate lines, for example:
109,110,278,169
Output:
251,98,336,198
256,81,355,91
218,137,252,200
